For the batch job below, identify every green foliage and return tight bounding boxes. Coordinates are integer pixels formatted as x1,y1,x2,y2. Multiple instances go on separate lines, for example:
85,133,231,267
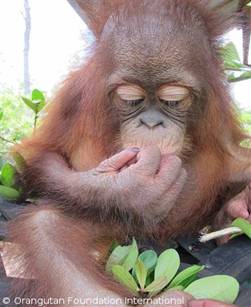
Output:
122,238,139,271
222,42,251,83
232,217,251,239
144,276,169,296
168,265,205,289
138,250,157,275
135,258,147,290
106,239,240,303
106,244,132,273
0,162,16,186
240,111,251,134
21,89,46,117
0,89,46,201
0,185,20,201
0,90,33,154
0,89,46,155
112,264,139,296
21,89,46,129
154,249,180,282
0,161,21,201
185,275,239,303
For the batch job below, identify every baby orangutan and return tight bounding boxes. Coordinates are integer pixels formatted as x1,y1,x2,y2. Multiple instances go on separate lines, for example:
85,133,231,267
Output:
5,0,251,306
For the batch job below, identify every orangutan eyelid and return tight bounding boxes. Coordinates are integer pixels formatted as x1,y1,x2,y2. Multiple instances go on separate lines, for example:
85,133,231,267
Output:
158,85,189,101
116,84,145,101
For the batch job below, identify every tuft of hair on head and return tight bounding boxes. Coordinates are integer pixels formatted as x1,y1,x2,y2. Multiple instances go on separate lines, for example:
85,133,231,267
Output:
192,0,246,40
68,0,126,38
69,0,246,40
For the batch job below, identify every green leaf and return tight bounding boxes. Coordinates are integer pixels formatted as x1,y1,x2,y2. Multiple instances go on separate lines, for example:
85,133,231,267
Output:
106,245,131,273
21,96,37,113
122,238,139,271
154,249,180,284
36,101,46,113
22,91,46,114
12,152,26,172
111,265,139,296
222,42,240,67
0,111,3,120
0,185,20,200
185,275,239,303
135,258,148,290
179,274,199,289
168,265,204,289
145,271,154,287
225,63,245,71
138,250,158,276
0,163,16,187
228,70,251,83
32,89,45,102
144,276,169,296
232,218,251,239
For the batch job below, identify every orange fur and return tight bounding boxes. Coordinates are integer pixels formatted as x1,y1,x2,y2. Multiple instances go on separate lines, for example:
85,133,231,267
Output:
12,0,249,237
7,0,251,301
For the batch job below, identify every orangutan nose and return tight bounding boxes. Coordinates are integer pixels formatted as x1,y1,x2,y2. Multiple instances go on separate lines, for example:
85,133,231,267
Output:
139,110,164,129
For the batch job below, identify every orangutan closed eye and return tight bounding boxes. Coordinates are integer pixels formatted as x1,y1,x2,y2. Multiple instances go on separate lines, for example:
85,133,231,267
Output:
113,83,191,155
5,0,251,305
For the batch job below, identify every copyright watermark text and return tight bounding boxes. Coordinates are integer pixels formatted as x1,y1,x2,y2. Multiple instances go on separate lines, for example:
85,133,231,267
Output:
1,296,185,306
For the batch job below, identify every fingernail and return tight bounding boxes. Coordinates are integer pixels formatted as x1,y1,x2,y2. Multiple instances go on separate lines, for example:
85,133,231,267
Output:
129,147,140,152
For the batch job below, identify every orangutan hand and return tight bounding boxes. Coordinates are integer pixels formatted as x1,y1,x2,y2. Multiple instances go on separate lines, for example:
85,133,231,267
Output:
215,184,251,226
213,183,251,243
224,184,251,222
78,146,187,222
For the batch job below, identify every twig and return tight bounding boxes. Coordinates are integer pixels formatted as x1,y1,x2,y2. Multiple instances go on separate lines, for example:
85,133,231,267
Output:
0,136,16,145
34,113,38,129
199,227,242,243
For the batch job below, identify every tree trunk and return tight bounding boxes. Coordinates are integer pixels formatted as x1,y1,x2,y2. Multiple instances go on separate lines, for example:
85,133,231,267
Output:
23,0,31,95
242,7,251,66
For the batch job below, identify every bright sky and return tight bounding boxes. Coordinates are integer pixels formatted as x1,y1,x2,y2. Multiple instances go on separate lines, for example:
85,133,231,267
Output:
0,0,250,110
0,0,91,93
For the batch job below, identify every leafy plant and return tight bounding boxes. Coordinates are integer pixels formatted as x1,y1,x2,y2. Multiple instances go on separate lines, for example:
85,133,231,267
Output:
21,89,46,129
0,88,46,200
0,88,46,155
0,91,31,154
222,42,251,83
0,152,26,201
106,239,240,303
0,162,20,200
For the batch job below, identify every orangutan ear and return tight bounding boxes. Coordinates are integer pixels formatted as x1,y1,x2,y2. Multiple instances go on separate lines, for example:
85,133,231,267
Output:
67,0,124,38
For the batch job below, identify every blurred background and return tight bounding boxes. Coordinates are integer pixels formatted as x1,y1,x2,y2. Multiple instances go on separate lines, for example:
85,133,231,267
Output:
0,0,251,158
